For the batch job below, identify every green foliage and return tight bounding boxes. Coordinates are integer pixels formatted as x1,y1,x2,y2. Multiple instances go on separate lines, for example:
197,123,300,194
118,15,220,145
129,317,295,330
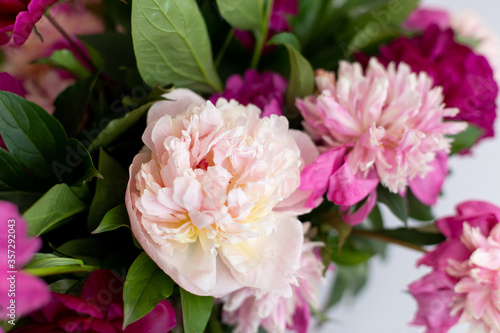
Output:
376,185,408,224
87,150,128,231
325,262,369,310
23,184,87,236
449,124,483,155
24,253,98,277
131,0,222,93
216,0,263,31
376,228,445,246
35,49,91,79
326,235,375,266
123,252,174,328
93,204,130,234
180,287,215,333
408,190,434,221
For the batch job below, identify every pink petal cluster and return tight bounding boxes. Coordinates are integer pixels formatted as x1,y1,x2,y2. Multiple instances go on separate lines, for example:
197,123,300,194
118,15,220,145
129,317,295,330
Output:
404,7,500,80
297,58,466,225
12,269,176,332
209,69,287,118
126,89,320,297
0,0,59,45
0,201,50,321
0,1,104,112
410,201,500,333
222,224,324,333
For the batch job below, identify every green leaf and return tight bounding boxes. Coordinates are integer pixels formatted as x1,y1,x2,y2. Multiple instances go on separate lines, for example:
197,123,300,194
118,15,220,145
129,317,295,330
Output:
0,91,67,181
408,190,434,221
0,148,46,192
123,252,174,328
55,237,103,266
268,32,301,51
326,235,374,266
87,150,128,231
377,228,445,246
23,183,87,236
103,0,132,32
376,185,408,224
88,102,153,153
132,0,222,93
180,288,214,333
325,262,368,309
53,76,98,138
268,35,314,119
216,0,263,31
66,139,102,186
449,124,482,155
367,204,383,230
0,191,41,213
79,33,136,83
35,49,90,79
93,204,130,234
24,253,99,277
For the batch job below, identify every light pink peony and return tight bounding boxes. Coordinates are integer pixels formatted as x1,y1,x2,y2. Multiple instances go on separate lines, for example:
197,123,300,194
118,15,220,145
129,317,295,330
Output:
0,201,50,320
0,1,104,112
297,58,466,224
126,89,320,297
221,224,324,333
410,201,500,333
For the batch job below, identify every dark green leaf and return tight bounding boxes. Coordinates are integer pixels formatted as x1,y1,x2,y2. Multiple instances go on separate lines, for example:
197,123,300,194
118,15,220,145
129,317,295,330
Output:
367,204,383,230
376,186,408,224
87,150,128,231
93,204,130,234
123,252,174,328
53,139,102,186
0,148,46,191
103,0,132,32
53,76,98,138
88,102,153,153
0,91,67,181
215,0,262,31
268,36,314,119
408,190,434,221
0,191,42,213
377,228,445,246
449,124,482,155
180,288,214,333
56,237,103,266
268,32,301,51
326,236,374,266
23,183,87,236
132,0,222,93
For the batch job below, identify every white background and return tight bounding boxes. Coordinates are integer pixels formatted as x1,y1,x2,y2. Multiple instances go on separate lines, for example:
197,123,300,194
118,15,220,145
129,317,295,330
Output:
316,0,500,332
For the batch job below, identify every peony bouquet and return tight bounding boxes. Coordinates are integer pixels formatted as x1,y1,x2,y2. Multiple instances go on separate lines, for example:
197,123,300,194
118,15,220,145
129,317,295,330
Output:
0,0,499,332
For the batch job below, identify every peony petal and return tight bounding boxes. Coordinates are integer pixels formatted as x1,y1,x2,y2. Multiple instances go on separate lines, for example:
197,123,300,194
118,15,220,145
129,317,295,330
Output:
409,152,447,206
125,300,176,333
327,161,379,206
147,88,205,124
339,190,377,226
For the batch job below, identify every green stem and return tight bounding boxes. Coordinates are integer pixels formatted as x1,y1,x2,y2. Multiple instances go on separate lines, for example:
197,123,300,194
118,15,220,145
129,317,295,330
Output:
250,0,274,69
24,265,100,277
215,29,234,69
352,229,428,253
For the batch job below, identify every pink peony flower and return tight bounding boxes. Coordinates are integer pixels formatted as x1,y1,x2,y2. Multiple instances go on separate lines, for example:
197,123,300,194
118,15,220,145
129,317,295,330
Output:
0,0,59,45
0,201,50,321
297,59,466,225
126,89,320,297
222,224,324,333
209,70,287,118
11,269,176,332
370,25,498,142
1,1,104,112
410,201,500,333
403,7,500,81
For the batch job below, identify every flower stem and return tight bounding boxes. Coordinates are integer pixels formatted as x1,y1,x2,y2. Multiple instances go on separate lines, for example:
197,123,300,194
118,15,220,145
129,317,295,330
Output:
24,264,100,277
215,29,234,69
351,229,428,253
250,0,274,69
44,13,96,72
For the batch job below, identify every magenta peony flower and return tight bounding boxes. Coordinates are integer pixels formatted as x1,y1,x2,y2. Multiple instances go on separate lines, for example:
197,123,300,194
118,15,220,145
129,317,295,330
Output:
373,25,498,141
410,201,500,333
11,269,176,333
126,89,320,298
222,224,324,333
0,0,59,45
1,1,104,112
0,201,50,321
234,0,297,52
209,70,287,117
403,7,451,31
297,59,465,225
